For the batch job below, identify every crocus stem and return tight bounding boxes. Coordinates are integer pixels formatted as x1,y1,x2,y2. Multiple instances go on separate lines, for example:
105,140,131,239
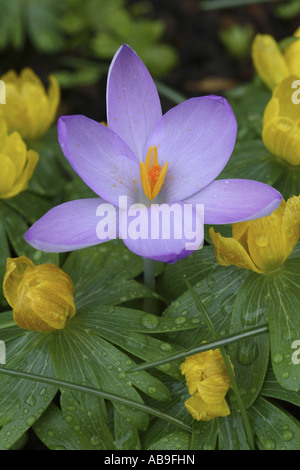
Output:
185,278,256,451
143,258,157,313
143,258,156,290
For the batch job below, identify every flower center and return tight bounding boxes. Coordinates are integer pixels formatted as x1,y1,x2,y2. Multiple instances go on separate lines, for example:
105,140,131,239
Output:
140,146,168,201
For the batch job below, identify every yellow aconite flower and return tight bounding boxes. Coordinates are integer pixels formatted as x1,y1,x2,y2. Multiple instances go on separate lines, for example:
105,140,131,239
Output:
209,196,300,274
3,256,76,332
252,27,300,89
180,349,233,421
262,76,300,166
0,119,39,199
0,68,60,140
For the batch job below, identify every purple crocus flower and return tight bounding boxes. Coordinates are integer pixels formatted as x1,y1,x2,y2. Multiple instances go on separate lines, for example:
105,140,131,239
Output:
25,45,282,264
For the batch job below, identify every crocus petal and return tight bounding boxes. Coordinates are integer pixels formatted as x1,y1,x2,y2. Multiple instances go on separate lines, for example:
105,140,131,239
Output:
185,179,282,224
145,96,237,203
106,44,162,160
58,115,142,207
119,202,204,263
25,199,118,252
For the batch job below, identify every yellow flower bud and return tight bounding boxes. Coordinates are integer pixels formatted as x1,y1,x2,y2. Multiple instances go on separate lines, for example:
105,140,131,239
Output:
0,119,39,199
251,29,300,90
262,76,300,166
3,256,76,332
0,68,60,141
209,196,300,274
181,349,233,421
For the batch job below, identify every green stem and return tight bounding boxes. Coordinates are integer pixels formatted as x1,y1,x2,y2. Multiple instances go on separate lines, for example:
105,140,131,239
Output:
143,258,157,313
128,324,268,372
185,278,256,451
143,258,156,291
0,366,191,433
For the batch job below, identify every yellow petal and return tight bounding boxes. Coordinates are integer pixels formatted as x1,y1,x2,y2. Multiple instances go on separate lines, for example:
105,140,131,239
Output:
263,118,300,166
15,264,76,331
197,376,231,405
3,257,76,332
209,227,263,273
0,118,8,149
282,195,300,259
0,69,60,140
47,75,60,129
262,77,300,165
2,131,27,179
246,204,286,272
252,34,290,89
0,153,16,196
3,256,35,308
2,149,39,199
284,29,300,76
185,394,230,421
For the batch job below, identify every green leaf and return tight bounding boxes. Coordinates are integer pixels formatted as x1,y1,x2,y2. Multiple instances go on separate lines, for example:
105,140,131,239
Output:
218,408,251,450
33,403,84,450
226,81,271,138
219,139,284,186
114,408,141,450
49,315,161,430
229,272,270,408
274,164,300,200
63,241,154,309
2,204,59,265
5,191,55,225
0,331,57,450
28,127,65,196
261,367,300,407
0,0,24,50
26,0,66,53
156,245,217,300
142,381,192,450
163,266,249,349
249,397,300,450
265,263,300,392
190,420,218,450
59,390,115,449
147,428,191,450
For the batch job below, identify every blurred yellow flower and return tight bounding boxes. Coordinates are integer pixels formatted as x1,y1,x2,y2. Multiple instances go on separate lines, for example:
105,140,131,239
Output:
0,119,38,199
209,196,300,274
0,68,60,140
262,76,300,166
251,27,300,90
180,349,233,421
3,256,76,332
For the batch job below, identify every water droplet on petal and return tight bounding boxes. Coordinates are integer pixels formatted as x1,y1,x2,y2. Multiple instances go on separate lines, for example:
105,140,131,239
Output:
255,234,269,247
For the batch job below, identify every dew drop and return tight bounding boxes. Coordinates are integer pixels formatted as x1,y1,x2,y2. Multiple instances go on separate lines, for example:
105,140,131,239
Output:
272,353,284,364
160,342,172,351
255,234,269,247
263,439,276,450
175,316,187,325
282,430,293,442
25,416,36,427
237,341,258,365
158,363,171,372
141,313,159,329
147,386,157,394
90,436,101,446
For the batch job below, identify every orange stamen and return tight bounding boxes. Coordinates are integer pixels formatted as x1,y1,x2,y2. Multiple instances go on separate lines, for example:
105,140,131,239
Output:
140,146,168,201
